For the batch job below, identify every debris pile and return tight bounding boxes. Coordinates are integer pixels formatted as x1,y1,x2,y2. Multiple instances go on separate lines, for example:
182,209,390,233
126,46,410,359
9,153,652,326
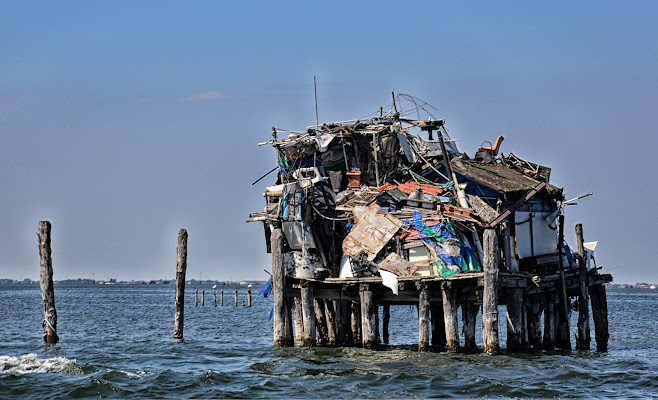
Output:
249,95,586,292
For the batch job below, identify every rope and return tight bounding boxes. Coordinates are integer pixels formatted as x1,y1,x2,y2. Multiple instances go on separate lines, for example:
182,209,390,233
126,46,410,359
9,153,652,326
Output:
42,318,57,337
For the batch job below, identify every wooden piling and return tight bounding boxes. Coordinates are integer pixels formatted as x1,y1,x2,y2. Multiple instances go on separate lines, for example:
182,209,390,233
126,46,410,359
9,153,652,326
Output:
382,304,391,345
300,280,316,346
430,303,446,347
38,221,59,344
213,288,217,306
575,223,591,350
462,297,477,352
482,228,500,355
315,299,329,345
173,228,187,340
360,284,377,349
271,227,287,346
542,293,556,350
324,300,337,346
418,282,430,352
234,290,238,307
220,289,224,306
589,284,609,352
247,285,252,307
284,298,294,346
441,282,460,352
351,301,361,344
195,289,198,307
336,299,353,346
556,215,571,350
293,297,304,344
528,302,543,351
201,290,205,307
506,288,524,352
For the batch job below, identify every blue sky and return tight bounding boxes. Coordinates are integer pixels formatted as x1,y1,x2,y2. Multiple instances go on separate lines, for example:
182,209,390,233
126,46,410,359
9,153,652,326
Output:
2,1,657,283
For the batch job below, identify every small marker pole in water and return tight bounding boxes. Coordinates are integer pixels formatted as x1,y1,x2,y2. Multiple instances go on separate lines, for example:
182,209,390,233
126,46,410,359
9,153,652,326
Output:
174,228,188,339
195,289,198,307
213,287,217,307
220,289,224,306
247,284,252,307
234,290,238,307
38,221,59,344
201,290,205,307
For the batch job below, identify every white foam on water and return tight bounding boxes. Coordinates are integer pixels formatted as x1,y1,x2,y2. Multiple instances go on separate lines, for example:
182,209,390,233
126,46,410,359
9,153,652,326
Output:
0,353,79,374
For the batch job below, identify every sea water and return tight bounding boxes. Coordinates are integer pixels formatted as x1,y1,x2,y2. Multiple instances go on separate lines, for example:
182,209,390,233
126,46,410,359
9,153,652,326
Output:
1,284,656,399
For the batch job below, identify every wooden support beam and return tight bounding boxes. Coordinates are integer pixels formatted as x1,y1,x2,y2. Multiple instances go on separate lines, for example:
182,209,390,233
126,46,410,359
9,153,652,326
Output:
351,301,361,344
271,227,287,346
418,282,430,352
556,215,571,350
324,300,337,346
173,228,187,340
38,221,59,344
360,284,377,349
300,280,316,346
284,298,294,346
441,282,460,352
482,228,499,355
430,303,446,348
315,299,329,345
336,299,353,346
382,304,390,345
293,296,304,344
542,293,556,350
528,302,543,351
506,287,524,352
575,223,591,350
589,284,609,352
462,296,477,352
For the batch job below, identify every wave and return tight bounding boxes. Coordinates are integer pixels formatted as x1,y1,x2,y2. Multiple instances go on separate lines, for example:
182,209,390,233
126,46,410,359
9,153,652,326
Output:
0,353,81,374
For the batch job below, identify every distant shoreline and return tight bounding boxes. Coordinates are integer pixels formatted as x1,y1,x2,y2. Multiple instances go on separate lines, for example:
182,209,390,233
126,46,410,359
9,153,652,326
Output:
0,278,266,286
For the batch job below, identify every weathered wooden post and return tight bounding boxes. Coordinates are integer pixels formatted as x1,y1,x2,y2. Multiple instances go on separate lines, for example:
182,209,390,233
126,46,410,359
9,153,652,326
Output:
293,297,304,344
234,290,238,307
351,301,361,343
589,284,609,351
213,288,217,306
314,299,329,344
418,282,430,352
173,228,187,339
506,287,524,352
220,289,224,306
284,298,294,346
324,300,337,346
271,226,287,346
336,298,353,346
543,293,556,350
382,304,391,345
462,295,477,352
201,290,205,307
575,223,590,350
247,284,252,307
528,301,543,351
195,289,198,307
556,215,571,350
300,280,316,346
431,303,446,347
482,228,500,355
441,281,460,352
38,221,58,344
359,284,377,349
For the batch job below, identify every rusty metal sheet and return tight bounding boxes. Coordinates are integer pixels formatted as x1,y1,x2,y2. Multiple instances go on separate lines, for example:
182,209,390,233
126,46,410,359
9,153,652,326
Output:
342,205,403,261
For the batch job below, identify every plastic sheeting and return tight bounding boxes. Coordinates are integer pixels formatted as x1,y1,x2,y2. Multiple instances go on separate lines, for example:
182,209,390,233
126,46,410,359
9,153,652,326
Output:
403,211,481,277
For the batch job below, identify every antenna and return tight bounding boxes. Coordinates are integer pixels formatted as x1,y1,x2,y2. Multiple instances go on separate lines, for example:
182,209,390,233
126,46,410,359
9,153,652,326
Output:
314,76,319,133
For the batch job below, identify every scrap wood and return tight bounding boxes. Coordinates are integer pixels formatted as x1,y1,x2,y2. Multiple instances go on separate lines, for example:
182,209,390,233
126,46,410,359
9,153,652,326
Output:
342,204,403,261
